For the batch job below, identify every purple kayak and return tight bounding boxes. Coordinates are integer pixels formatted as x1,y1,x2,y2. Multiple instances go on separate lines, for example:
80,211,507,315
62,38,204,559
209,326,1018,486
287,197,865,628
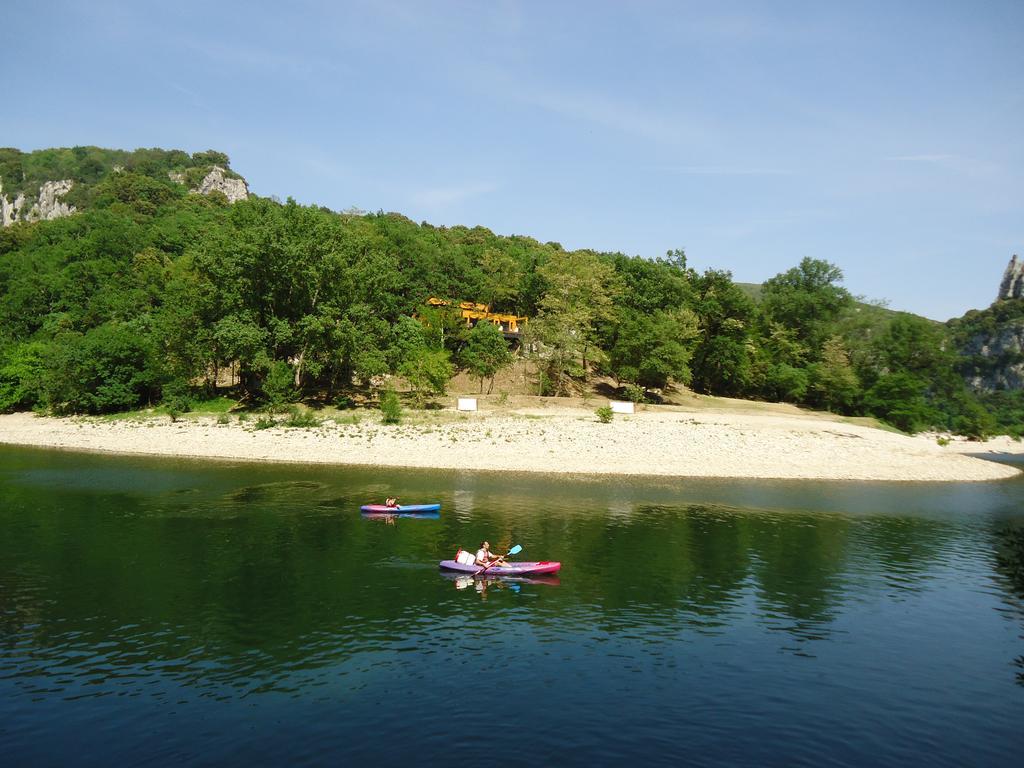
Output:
360,503,440,514
439,560,561,576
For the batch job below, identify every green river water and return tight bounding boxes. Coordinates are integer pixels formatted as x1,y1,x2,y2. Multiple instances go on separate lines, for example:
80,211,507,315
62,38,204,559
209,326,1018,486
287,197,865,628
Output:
1,444,1022,766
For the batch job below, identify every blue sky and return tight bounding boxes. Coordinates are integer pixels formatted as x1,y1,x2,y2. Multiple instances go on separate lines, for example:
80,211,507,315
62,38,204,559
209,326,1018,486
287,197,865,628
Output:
6,0,1022,320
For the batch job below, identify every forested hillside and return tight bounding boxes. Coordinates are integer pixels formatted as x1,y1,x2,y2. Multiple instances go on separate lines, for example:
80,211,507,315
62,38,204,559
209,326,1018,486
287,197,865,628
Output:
0,146,1016,436
0,146,237,214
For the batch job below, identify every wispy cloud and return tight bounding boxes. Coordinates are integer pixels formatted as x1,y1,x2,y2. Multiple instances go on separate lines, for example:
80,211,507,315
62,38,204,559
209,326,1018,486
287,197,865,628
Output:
465,64,711,149
520,86,689,146
885,153,1002,180
411,181,497,209
888,154,958,163
663,165,794,176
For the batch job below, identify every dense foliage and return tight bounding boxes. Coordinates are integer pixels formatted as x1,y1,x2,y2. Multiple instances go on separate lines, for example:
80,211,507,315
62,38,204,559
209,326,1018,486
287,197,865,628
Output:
0,146,236,212
0,147,1018,436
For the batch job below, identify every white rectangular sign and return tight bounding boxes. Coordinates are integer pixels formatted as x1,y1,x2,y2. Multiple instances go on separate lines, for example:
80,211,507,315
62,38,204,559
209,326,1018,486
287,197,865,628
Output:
457,398,478,412
610,400,634,414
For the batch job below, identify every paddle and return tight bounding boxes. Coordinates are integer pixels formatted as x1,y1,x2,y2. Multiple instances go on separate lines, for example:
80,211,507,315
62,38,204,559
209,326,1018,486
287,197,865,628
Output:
476,544,522,575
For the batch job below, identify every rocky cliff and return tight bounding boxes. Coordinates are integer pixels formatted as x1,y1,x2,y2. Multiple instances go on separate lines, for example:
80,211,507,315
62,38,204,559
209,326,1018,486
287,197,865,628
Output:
1,179,76,226
169,165,249,203
952,255,1024,392
960,320,1024,392
998,254,1023,301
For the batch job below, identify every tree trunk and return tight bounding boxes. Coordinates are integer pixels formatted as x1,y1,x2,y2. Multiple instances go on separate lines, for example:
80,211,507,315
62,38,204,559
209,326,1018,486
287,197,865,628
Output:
294,348,305,389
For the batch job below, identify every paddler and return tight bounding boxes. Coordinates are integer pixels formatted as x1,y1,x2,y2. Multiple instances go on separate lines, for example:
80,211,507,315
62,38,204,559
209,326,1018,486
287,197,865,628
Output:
475,541,508,568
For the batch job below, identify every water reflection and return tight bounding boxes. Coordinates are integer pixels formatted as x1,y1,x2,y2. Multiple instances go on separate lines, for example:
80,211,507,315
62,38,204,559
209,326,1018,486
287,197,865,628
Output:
991,522,1024,685
1,445,1023,766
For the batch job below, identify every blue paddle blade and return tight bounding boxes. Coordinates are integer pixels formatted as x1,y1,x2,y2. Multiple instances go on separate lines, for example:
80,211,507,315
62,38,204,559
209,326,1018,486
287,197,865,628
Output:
508,544,523,555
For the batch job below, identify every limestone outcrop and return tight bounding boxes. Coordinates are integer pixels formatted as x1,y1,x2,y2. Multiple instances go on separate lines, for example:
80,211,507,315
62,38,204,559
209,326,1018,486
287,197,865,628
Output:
962,321,1024,392
997,254,1023,301
1,179,76,227
956,255,1024,393
168,165,248,203
194,166,248,202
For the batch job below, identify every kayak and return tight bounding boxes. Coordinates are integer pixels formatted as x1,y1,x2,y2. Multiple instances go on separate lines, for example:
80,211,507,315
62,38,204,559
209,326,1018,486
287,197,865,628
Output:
360,503,441,513
361,510,439,520
438,560,561,576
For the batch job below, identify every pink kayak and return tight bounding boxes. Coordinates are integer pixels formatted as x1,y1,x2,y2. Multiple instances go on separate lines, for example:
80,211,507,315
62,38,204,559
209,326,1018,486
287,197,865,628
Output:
438,560,561,576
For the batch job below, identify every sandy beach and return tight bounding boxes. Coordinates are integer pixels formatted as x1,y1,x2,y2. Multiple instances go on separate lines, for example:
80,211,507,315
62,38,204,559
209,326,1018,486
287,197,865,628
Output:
1,405,1019,482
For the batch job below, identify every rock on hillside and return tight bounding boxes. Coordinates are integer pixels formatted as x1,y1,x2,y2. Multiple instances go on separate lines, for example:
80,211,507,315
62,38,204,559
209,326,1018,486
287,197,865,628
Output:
0,146,248,227
169,165,248,203
0,179,75,226
952,254,1024,393
960,320,1024,392
998,254,1023,301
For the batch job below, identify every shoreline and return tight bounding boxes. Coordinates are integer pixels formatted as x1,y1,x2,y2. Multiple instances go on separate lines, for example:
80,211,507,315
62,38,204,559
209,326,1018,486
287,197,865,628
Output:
1,409,1020,483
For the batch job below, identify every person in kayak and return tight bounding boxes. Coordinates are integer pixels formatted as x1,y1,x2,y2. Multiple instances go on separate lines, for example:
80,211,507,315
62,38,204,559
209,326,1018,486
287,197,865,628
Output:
475,541,508,568
385,497,399,508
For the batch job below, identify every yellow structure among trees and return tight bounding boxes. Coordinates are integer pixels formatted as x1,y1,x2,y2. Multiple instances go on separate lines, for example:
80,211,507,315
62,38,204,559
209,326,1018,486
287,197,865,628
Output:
426,297,528,336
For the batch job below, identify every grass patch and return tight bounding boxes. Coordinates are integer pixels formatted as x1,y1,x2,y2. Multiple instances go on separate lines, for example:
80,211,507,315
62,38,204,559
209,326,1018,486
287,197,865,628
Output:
190,396,238,414
843,415,908,435
93,408,156,423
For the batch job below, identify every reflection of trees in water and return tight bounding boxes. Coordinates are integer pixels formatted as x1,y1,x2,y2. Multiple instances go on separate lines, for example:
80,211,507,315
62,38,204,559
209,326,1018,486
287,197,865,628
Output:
568,504,961,648
994,525,1024,593
992,522,1024,686
745,511,850,638
568,505,753,634
0,485,974,689
854,516,954,588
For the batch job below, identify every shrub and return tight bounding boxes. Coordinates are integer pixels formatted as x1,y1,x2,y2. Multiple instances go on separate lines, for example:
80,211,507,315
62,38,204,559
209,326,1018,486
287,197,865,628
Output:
0,341,48,412
334,394,355,410
254,415,276,430
595,405,614,423
623,384,645,403
43,323,159,415
217,413,230,425
380,389,402,425
284,405,321,428
262,361,298,412
162,380,193,420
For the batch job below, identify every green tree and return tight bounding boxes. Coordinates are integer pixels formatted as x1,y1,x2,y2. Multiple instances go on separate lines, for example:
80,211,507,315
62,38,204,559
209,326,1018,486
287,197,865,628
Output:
533,249,619,388
690,270,756,395
0,341,49,412
759,363,810,402
608,309,698,393
807,336,861,412
43,323,159,414
864,373,937,432
762,258,852,356
262,360,299,411
462,322,513,393
399,347,454,406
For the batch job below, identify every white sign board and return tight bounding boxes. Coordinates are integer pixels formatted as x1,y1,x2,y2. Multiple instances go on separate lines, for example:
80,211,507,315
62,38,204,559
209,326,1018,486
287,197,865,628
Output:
610,400,634,414
457,398,478,412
